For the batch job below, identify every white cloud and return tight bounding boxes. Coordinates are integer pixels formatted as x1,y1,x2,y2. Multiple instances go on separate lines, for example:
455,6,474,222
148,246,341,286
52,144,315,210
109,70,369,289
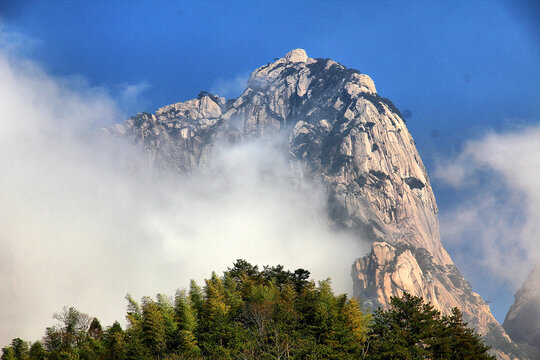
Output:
0,33,365,345
114,81,151,113
435,126,540,288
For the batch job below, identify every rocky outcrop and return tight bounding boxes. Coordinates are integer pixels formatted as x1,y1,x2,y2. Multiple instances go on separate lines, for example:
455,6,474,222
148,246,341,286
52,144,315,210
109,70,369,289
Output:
354,242,520,359
503,263,540,359
106,49,525,359
106,93,226,171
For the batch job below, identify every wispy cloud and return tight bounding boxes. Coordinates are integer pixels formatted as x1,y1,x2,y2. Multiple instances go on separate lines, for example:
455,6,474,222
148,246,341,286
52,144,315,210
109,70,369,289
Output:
114,81,151,113
0,31,365,345
435,126,540,288
0,22,40,56
210,73,249,99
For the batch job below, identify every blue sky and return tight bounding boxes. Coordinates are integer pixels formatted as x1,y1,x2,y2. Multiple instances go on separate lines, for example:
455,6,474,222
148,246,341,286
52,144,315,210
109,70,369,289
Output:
1,0,539,323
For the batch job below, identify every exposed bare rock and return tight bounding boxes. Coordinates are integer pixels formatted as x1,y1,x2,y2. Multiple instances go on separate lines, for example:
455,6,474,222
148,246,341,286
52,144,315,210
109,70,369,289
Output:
503,263,540,359
106,49,525,359
106,94,226,171
285,48,309,63
354,242,520,360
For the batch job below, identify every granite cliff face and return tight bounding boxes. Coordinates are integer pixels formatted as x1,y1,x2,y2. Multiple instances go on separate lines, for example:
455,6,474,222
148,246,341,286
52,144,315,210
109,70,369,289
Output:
105,49,525,359
503,263,540,359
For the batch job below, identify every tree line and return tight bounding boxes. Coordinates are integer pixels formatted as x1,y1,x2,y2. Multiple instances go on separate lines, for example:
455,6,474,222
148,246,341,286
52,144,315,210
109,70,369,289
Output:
2,260,495,359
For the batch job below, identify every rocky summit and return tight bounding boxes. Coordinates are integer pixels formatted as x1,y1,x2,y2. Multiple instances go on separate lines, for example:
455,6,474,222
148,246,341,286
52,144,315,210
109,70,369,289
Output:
104,49,526,359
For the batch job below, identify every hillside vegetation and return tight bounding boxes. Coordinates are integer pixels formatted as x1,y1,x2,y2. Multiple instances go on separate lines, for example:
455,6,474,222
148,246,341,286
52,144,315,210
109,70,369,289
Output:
2,261,494,360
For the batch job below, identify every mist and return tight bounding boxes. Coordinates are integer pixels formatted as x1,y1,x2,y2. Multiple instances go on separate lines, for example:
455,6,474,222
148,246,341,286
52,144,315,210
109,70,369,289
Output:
0,37,365,345
435,125,540,291
210,73,249,100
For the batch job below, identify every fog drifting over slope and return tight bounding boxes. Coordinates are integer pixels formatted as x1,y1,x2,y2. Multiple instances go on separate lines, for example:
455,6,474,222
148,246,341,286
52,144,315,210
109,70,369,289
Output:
0,40,365,345
436,126,540,289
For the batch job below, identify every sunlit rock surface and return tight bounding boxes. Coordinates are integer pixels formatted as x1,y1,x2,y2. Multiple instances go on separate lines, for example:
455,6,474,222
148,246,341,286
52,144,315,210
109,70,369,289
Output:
106,49,526,359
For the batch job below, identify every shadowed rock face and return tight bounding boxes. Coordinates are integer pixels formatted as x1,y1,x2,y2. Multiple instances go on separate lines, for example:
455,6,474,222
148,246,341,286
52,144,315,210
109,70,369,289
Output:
104,49,525,359
504,263,540,359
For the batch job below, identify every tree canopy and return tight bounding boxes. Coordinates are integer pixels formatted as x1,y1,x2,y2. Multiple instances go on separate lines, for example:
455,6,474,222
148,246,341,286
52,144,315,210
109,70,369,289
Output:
2,260,494,360
365,292,495,360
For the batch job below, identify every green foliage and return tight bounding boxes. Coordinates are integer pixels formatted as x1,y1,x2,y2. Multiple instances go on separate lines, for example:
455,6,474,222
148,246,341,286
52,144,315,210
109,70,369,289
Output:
29,341,47,360
440,307,496,359
43,327,62,353
10,339,28,360
87,318,103,341
365,292,495,360
141,297,167,357
103,322,126,360
1,346,16,360
2,262,495,360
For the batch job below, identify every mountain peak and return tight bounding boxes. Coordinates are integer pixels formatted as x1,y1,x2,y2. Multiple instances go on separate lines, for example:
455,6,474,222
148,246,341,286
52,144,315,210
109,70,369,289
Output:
285,48,308,63
109,51,525,359
503,262,540,358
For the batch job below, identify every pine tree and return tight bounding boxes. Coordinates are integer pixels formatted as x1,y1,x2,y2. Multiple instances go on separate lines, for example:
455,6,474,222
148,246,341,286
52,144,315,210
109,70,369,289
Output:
156,294,178,354
10,339,28,360
28,341,47,360
367,293,442,359
125,294,142,331
1,347,16,360
188,280,203,319
173,290,200,356
88,318,103,340
4,263,497,360
124,296,147,360
343,298,370,344
103,321,126,360
365,293,495,360
141,297,167,358
442,307,495,360
199,272,234,357
174,290,197,332
43,327,62,353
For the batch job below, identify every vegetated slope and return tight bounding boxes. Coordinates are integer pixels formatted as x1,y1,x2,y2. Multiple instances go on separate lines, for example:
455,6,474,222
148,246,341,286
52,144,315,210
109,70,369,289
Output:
104,49,525,359
1,261,496,360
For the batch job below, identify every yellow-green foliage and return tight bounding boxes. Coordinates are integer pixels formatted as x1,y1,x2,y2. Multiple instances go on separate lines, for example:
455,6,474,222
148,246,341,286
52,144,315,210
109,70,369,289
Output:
1,261,494,360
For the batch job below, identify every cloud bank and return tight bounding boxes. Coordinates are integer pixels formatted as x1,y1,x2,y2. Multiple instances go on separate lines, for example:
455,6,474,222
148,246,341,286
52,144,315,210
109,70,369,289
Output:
435,125,540,289
0,36,364,345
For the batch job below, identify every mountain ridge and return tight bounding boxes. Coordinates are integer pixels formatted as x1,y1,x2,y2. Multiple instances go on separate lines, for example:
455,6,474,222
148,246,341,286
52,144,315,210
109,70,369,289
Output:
503,262,540,359
104,49,525,359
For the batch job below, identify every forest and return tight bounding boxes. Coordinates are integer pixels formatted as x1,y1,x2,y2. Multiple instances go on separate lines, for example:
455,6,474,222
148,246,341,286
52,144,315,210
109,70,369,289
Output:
2,260,495,360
